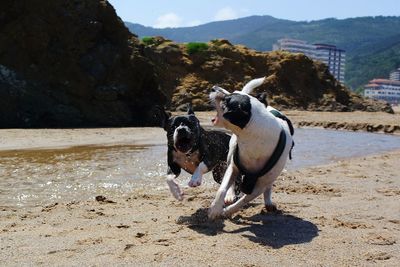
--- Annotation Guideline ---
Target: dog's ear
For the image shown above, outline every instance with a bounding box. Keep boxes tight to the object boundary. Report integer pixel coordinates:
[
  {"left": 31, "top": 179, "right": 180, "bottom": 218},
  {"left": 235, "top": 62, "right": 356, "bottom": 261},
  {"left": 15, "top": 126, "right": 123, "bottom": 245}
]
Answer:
[
  {"left": 154, "top": 105, "right": 171, "bottom": 130},
  {"left": 256, "top": 92, "right": 268, "bottom": 107},
  {"left": 187, "top": 103, "right": 195, "bottom": 115}
]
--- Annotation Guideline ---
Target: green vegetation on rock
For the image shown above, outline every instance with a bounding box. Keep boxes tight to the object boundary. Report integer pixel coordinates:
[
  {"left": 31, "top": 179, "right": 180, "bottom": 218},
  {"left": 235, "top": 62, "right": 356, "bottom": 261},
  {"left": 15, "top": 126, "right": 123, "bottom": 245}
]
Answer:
[
  {"left": 141, "top": 36, "right": 156, "bottom": 46},
  {"left": 186, "top": 42, "right": 209, "bottom": 54}
]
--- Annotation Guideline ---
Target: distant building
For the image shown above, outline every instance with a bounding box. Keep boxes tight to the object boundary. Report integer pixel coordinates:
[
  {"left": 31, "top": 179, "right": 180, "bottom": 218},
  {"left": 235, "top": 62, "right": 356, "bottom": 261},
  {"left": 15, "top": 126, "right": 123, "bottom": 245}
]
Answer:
[
  {"left": 272, "top": 38, "right": 346, "bottom": 84},
  {"left": 364, "top": 79, "right": 400, "bottom": 104},
  {"left": 389, "top": 68, "right": 400, "bottom": 81},
  {"left": 314, "top": 43, "right": 346, "bottom": 84},
  {"left": 272, "top": 38, "right": 318, "bottom": 58}
]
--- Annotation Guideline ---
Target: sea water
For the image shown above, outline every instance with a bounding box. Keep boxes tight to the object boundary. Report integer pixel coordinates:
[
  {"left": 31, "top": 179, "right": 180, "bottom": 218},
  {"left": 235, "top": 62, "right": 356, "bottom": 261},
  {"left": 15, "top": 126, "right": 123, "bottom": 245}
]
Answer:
[{"left": 1, "top": 129, "right": 400, "bottom": 207}]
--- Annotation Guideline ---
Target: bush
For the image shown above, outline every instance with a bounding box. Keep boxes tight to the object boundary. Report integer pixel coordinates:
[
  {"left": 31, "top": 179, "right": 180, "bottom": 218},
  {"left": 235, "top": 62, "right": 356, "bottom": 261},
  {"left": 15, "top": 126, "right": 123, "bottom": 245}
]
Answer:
[
  {"left": 186, "top": 42, "right": 209, "bottom": 54},
  {"left": 141, "top": 36, "right": 156, "bottom": 46}
]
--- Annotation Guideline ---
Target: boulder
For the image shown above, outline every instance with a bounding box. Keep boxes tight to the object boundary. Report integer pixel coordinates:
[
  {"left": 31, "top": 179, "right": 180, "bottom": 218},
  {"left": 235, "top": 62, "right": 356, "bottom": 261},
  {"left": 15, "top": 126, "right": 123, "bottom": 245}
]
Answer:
[{"left": 0, "top": 0, "right": 165, "bottom": 127}]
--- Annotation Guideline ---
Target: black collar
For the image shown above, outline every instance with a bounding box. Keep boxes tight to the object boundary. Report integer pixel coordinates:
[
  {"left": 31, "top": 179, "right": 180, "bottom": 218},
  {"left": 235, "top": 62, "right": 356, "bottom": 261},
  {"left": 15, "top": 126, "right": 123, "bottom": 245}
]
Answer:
[{"left": 233, "top": 128, "right": 287, "bottom": 194}]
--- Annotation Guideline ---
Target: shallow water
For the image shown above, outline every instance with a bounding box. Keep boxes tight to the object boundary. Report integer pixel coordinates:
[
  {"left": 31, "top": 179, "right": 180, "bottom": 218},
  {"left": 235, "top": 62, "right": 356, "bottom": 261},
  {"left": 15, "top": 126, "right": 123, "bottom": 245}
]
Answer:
[
  {"left": 1, "top": 129, "right": 400, "bottom": 208},
  {"left": 287, "top": 128, "right": 400, "bottom": 169}
]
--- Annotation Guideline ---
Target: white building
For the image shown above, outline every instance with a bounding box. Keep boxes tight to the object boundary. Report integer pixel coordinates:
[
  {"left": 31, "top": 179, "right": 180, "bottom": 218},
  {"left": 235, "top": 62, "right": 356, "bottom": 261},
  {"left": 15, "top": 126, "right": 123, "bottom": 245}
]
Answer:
[
  {"left": 314, "top": 43, "right": 346, "bottom": 84},
  {"left": 272, "top": 39, "right": 319, "bottom": 58},
  {"left": 389, "top": 68, "right": 400, "bottom": 81},
  {"left": 364, "top": 79, "right": 400, "bottom": 105},
  {"left": 273, "top": 38, "right": 346, "bottom": 84}
]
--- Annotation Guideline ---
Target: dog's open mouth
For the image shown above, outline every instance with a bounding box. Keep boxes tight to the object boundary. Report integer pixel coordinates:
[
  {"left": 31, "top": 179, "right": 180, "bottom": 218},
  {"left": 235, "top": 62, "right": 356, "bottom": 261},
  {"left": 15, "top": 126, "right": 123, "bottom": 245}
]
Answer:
[
  {"left": 209, "top": 92, "right": 224, "bottom": 126},
  {"left": 175, "top": 137, "right": 193, "bottom": 153}
]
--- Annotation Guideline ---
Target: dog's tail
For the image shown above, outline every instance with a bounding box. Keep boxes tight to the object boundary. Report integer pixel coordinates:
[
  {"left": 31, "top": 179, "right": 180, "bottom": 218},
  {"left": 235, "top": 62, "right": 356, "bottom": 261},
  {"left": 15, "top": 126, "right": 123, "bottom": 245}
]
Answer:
[{"left": 242, "top": 77, "right": 266, "bottom": 94}]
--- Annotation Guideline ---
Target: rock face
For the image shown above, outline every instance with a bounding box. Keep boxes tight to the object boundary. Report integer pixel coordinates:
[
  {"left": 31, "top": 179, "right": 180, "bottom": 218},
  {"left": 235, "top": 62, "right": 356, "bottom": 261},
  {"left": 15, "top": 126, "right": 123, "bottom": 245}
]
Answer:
[
  {"left": 0, "top": 0, "right": 165, "bottom": 127},
  {"left": 143, "top": 38, "right": 393, "bottom": 113}
]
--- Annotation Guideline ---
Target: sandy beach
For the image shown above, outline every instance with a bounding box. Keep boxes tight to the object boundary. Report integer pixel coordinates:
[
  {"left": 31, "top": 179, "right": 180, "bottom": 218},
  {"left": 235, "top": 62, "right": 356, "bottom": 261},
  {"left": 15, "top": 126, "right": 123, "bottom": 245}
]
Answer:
[{"left": 1, "top": 110, "right": 400, "bottom": 266}]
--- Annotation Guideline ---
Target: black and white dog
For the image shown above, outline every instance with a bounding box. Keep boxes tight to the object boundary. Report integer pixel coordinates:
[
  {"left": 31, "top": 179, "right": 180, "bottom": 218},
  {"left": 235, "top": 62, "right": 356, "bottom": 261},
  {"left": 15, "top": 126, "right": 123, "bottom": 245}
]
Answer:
[
  {"left": 158, "top": 105, "right": 239, "bottom": 201},
  {"left": 208, "top": 77, "right": 294, "bottom": 219}
]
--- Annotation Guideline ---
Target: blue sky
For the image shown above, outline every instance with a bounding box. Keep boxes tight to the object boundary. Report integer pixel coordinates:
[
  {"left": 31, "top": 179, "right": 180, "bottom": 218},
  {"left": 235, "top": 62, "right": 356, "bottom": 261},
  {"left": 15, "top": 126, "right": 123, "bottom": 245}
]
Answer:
[{"left": 107, "top": 0, "right": 399, "bottom": 28}]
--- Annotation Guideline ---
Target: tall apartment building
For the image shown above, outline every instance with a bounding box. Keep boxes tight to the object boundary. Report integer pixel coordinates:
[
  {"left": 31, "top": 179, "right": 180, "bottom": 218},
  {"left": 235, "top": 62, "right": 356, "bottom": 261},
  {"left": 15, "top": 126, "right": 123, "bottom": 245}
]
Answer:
[
  {"left": 273, "top": 38, "right": 346, "bottom": 83},
  {"left": 389, "top": 68, "right": 400, "bottom": 81}
]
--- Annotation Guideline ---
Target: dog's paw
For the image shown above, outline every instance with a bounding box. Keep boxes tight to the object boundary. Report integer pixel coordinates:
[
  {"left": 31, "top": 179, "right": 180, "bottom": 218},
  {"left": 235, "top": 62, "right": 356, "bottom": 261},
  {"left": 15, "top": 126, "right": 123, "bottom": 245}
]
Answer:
[
  {"left": 208, "top": 201, "right": 224, "bottom": 220},
  {"left": 188, "top": 174, "right": 202, "bottom": 187},
  {"left": 166, "top": 176, "right": 183, "bottom": 201},
  {"left": 224, "top": 186, "right": 236, "bottom": 205},
  {"left": 264, "top": 203, "right": 278, "bottom": 212}
]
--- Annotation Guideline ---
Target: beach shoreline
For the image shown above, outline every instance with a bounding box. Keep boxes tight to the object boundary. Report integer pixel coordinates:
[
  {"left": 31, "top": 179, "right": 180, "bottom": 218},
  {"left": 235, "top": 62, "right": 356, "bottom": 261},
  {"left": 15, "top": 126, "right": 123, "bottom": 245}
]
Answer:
[{"left": 1, "top": 110, "right": 399, "bottom": 152}]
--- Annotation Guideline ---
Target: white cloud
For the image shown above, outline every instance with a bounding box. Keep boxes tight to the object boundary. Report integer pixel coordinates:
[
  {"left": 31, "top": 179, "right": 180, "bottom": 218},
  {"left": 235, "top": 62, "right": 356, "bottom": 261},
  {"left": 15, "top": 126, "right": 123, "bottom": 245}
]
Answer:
[
  {"left": 214, "top": 7, "right": 238, "bottom": 21},
  {"left": 154, "top": 13, "right": 182, "bottom": 28}
]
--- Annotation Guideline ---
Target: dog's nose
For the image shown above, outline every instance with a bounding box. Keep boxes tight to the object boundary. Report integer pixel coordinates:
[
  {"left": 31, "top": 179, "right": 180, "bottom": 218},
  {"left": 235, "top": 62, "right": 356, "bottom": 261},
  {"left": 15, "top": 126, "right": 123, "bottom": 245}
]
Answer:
[{"left": 211, "top": 86, "right": 218, "bottom": 92}]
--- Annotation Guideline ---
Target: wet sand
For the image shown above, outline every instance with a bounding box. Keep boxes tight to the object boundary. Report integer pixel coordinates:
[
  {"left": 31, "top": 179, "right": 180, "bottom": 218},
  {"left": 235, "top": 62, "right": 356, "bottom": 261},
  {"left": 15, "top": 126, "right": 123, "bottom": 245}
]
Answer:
[
  {"left": 0, "top": 128, "right": 165, "bottom": 151},
  {"left": 1, "top": 111, "right": 400, "bottom": 266}
]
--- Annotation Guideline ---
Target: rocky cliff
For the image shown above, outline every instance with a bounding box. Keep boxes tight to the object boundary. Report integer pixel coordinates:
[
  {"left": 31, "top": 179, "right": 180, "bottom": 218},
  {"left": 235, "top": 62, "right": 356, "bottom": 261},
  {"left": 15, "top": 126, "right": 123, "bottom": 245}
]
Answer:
[
  {"left": 143, "top": 38, "right": 392, "bottom": 113},
  {"left": 0, "top": 0, "right": 165, "bottom": 127}
]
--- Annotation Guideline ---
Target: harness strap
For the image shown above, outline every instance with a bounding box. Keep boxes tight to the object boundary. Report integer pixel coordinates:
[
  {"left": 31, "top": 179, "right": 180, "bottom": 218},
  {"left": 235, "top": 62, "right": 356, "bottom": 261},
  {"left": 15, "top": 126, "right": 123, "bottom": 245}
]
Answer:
[
  {"left": 269, "top": 109, "right": 295, "bottom": 160},
  {"left": 269, "top": 110, "right": 294, "bottom": 135},
  {"left": 233, "top": 128, "right": 287, "bottom": 194}
]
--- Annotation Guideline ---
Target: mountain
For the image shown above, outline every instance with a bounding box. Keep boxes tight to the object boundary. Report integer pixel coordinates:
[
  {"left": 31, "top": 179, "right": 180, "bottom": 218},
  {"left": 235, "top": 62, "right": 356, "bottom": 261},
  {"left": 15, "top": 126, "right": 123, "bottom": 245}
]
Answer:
[
  {"left": 126, "top": 16, "right": 400, "bottom": 89},
  {"left": 127, "top": 16, "right": 295, "bottom": 45},
  {"left": 346, "top": 34, "right": 400, "bottom": 89}
]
